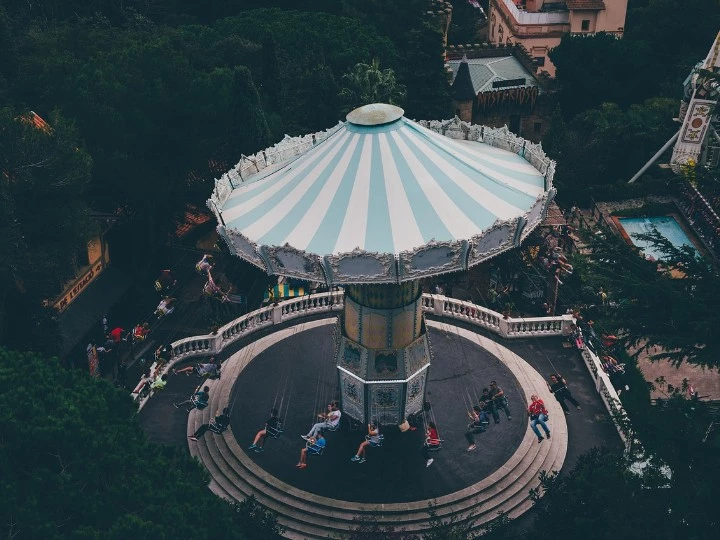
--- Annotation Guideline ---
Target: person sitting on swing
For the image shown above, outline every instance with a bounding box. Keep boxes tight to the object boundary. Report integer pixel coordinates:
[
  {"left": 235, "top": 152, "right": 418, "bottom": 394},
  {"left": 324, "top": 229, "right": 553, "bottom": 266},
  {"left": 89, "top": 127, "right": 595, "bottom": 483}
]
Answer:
[
  {"left": 465, "top": 405, "right": 488, "bottom": 452},
  {"left": 196, "top": 254, "right": 214, "bottom": 275},
  {"left": 155, "top": 269, "right": 176, "bottom": 292},
  {"left": 423, "top": 421, "right": 440, "bottom": 468},
  {"left": 489, "top": 381, "right": 512, "bottom": 423},
  {"left": 189, "top": 407, "right": 231, "bottom": 441},
  {"left": 351, "top": 423, "right": 380, "bottom": 464},
  {"left": 173, "top": 357, "right": 220, "bottom": 378},
  {"left": 133, "top": 322, "right": 150, "bottom": 341},
  {"left": 173, "top": 385, "right": 210, "bottom": 412},
  {"left": 302, "top": 401, "right": 341, "bottom": 440},
  {"left": 204, "top": 272, "right": 229, "bottom": 302},
  {"left": 296, "top": 432, "right": 326, "bottom": 469},
  {"left": 155, "top": 297, "right": 177, "bottom": 318},
  {"left": 248, "top": 408, "right": 281, "bottom": 453}
]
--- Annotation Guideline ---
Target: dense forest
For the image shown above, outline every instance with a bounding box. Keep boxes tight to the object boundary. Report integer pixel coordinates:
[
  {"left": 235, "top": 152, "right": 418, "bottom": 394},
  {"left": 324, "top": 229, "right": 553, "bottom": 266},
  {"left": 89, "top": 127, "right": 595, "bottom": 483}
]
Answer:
[{"left": 0, "top": 0, "right": 451, "bottom": 351}]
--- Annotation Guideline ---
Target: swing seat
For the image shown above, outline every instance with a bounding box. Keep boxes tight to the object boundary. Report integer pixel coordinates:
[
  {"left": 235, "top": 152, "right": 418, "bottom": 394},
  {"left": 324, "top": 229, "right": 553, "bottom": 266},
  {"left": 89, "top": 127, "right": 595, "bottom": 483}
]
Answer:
[
  {"left": 307, "top": 442, "right": 325, "bottom": 456},
  {"left": 191, "top": 396, "right": 209, "bottom": 410},
  {"left": 209, "top": 420, "right": 229, "bottom": 434},
  {"left": 197, "top": 369, "right": 221, "bottom": 380},
  {"left": 425, "top": 438, "right": 444, "bottom": 451},
  {"left": 366, "top": 434, "right": 384, "bottom": 447},
  {"left": 266, "top": 423, "right": 284, "bottom": 439}
]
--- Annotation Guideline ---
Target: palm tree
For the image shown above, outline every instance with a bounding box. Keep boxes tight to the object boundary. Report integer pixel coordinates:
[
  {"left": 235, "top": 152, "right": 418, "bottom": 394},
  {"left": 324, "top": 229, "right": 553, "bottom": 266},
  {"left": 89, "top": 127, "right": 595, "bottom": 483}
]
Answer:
[{"left": 339, "top": 59, "right": 407, "bottom": 113}]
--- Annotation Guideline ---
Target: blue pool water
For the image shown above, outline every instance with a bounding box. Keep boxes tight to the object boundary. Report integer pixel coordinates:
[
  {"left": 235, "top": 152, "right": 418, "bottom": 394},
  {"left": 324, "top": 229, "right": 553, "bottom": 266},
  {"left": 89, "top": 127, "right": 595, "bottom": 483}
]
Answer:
[{"left": 617, "top": 216, "right": 698, "bottom": 260}]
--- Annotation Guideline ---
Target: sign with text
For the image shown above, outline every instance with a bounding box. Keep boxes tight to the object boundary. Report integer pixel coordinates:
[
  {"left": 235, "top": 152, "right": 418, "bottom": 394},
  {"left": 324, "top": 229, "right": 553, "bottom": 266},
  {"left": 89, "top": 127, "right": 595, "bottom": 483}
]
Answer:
[
  {"left": 54, "top": 261, "right": 105, "bottom": 312},
  {"left": 477, "top": 85, "right": 539, "bottom": 111}
]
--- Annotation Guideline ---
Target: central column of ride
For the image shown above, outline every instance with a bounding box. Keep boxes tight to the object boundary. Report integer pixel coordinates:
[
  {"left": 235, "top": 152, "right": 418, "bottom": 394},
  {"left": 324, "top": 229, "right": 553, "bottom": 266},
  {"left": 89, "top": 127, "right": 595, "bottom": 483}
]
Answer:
[{"left": 336, "top": 281, "right": 431, "bottom": 425}]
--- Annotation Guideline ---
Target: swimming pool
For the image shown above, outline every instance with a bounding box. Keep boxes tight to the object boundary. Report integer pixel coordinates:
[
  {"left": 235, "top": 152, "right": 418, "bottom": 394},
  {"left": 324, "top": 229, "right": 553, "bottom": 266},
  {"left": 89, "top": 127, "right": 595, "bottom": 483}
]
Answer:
[{"left": 617, "top": 216, "right": 698, "bottom": 260}]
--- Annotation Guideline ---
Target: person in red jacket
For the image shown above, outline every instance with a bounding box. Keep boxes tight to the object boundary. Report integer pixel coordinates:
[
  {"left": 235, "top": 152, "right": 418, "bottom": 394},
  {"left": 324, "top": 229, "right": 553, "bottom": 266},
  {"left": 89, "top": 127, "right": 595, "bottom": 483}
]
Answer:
[
  {"left": 527, "top": 395, "right": 551, "bottom": 443},
  {"left": 109, "top": 327, "right": 125, "bottom": 344}
]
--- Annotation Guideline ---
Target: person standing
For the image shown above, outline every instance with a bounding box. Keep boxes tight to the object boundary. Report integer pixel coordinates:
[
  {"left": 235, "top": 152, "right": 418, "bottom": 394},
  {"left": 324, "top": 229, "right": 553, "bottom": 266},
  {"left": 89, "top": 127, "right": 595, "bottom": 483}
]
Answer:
[
  {"left": 488, "top": 381, "right": 512, "bottom": 424},
  {"left": 548, "top": 374, "right": 581, "bottom": 414},
  {"left": 527, "top": 395, "right": 551, "bottom": 443}
]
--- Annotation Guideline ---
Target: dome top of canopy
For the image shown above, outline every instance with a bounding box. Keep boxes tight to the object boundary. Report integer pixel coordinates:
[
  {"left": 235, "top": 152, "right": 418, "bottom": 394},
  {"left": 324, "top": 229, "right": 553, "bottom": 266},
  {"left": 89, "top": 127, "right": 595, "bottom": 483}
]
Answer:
[
  {"left": 346, "top": 103, "right": 404, "bottom": 126},
  {"left": 209, "top": 104, "right": 556, "bottom": 285}
]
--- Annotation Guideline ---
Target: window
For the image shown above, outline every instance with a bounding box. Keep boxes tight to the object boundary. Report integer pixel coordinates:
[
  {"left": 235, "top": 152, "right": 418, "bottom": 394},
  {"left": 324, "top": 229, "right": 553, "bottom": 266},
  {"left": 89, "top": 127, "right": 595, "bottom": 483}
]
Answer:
[
  {"left": 533, "top": 56, "right": 546, "bottom": 67},
  {"left": 534, "top": 122, "right": 542, "bottom": 133},
  {"left": 581, "top": 19, "right": 590, "bottom": 31}
]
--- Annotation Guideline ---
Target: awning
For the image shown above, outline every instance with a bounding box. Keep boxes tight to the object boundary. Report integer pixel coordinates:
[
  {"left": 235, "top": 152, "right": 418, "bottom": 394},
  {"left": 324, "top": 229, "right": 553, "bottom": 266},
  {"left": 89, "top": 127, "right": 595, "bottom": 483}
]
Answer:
[{"left": 264, "top": 283, "right": 306, "bottom": 301}]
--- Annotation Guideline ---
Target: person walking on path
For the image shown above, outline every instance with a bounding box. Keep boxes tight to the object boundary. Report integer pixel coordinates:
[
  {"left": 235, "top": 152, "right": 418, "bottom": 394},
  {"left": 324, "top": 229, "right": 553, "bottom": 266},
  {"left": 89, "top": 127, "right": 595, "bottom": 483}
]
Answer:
[
  {"left": 527, "top": 395, "right": 551, "bottom": 443},
  {"left": 548, "top": 374, "right": 581, "bottom": 414},
  {"left": 489, "top": 381, "right": 512, "bottom": 424}
]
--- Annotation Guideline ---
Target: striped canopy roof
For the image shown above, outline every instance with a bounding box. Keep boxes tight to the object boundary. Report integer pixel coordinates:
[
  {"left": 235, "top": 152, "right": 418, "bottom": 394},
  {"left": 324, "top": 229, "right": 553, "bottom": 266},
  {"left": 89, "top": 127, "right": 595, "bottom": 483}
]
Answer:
[{"left": 212, "top": 104, "right": 554, "bottom": 284}]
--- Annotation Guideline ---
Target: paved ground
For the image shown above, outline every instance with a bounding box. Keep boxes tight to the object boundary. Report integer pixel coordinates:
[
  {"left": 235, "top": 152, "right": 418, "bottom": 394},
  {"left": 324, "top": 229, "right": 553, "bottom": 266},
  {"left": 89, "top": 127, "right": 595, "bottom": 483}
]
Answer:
[{"left": 139, "top": 314, "right": 622, "bottom": 506}]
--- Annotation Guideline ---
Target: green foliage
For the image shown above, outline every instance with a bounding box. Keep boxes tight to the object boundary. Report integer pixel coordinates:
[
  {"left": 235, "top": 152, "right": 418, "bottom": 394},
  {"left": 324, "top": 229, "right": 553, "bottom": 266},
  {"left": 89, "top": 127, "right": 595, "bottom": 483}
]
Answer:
[
  {"left": 0, "top": 107, "right": 94, "bottom": 350},
  {"left": 584, "top": 227, "right": 720, "bottom": 368},
  {"left": 544, "top": 99, "right": 678, "bottom": 205},
  {"left": 0, "top": 347, "right": 282, "bottom": 539},
  {"left": 339, "top": 59, "right": 406, "bottom": 113},
  {"left": 529, "top": 448, "right": 673, "bottom": 539},
  {"left": 446, "top": 0, "right": 483, "bottom": 45}
]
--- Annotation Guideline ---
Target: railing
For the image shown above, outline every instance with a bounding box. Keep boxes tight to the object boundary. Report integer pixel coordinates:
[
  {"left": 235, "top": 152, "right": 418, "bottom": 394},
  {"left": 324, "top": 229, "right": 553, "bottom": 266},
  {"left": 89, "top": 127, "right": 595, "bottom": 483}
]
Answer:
[
  {"left": 134, "top": 292, "right": 635, "bottom": 452},
  {"left": 421, "top": 294, "right": 573, "bottom": 338},
  {"left": 578, "top": 344, "right": 635, "bottom": 453},
  {"left": 416, "top": 119, "right": 556, "bottom": 186},
  {"left": 499, "top": 0, "right": 570, "bottom": 25}
]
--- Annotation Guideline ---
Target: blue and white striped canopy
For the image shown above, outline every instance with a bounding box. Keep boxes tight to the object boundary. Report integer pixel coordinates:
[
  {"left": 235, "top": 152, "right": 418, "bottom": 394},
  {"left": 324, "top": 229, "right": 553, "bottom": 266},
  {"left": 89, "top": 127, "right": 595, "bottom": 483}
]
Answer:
[{"left": 213, "top": 104, "right": 552, "bottom": 283}]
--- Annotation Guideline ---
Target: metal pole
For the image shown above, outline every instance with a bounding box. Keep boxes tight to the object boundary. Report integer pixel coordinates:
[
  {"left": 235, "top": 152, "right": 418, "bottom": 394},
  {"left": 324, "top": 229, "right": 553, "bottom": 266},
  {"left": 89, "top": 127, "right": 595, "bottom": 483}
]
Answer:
[{"left": 628, "top": 131, "right": 680, "bottom": 184}]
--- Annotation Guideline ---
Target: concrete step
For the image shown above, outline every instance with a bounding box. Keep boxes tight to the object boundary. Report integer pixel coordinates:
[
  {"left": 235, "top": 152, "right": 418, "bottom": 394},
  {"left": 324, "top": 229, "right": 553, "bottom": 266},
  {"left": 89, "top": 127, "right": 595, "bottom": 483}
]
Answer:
[{"left": 184, "top": 320, "right": 569, "bottom": 538}]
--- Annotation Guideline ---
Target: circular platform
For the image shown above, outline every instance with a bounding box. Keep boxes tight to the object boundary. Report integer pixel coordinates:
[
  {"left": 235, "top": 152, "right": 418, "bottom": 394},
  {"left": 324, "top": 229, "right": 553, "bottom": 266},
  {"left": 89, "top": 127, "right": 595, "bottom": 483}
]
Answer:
[{"left": 187, "top": 318, "right": 567, "bottom": 538}]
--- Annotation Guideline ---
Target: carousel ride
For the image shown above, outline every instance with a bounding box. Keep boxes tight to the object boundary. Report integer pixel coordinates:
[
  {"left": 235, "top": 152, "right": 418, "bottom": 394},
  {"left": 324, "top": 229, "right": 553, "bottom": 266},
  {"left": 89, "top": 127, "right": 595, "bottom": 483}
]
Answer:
[
  {"left": 199, "top": 103, "right": 567, "bottom": 536},
  {"left": 209, "top": 103, "right": 556, "bottom": 425}
]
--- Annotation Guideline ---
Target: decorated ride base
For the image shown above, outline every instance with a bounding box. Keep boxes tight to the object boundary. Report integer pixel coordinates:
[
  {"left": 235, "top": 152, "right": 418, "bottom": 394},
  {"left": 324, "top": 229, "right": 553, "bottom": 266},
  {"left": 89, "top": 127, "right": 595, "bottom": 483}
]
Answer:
[{"left": 187, "top": 318, "right": 567, "bottom": 538}]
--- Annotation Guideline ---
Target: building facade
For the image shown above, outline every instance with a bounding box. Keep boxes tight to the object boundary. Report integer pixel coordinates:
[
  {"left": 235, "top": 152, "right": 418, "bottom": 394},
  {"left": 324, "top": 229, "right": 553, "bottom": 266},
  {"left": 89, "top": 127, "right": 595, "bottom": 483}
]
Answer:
[
  {"left": 488, "top": 0, "right": 628, "bottom": 77},
  {"left": 447, "top": 46, "right": 555, "bottom": 142}
]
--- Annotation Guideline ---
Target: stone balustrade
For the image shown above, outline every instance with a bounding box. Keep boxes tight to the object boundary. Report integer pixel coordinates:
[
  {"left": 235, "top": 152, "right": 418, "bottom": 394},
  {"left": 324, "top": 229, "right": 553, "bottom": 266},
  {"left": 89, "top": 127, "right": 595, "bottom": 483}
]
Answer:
[
  {"left": 579, "top": 345, "right": 634, "bottom": 451},
  {"left": 134, "top": 292, "right": 631, "bottom": 452}
]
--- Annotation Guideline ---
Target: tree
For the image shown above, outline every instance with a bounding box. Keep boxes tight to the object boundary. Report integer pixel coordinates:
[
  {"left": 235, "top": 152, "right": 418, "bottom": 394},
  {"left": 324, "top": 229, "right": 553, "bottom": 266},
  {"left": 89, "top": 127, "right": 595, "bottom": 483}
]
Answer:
[
  {"left": 228, "top": 66, "right": 273, "bottom": 156},
  {"left": 528, "top": 448, "right": 673, "bottom": 540},
  {"left": 0, "top": 347, "right": 282, "bottom": 539},
  {"left": 545, "top": 98, "right": 677, "bottom": 205},
  {"left": 339, "top": 59, "right": 406, "bottom": 113},
  {"left": 584, "top": 226, "right": 720, "bottom": 368},
  {"left": 0, "top": 107, "right": 93, "bottom": 351}
]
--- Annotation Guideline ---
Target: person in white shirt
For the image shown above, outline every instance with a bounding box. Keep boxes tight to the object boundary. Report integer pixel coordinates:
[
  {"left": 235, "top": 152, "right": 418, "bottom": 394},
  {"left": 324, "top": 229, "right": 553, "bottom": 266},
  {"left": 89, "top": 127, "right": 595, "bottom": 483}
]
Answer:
[{"left": 302, "top": 402, "right": 341, "bottom": 440}]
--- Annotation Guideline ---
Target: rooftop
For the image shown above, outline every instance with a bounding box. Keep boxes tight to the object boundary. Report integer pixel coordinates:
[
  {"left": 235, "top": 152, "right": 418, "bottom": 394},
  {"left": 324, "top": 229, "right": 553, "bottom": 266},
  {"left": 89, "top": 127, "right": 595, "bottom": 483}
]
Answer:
[{"left": 447, "top": 56, "right": 540, "bottom": 94}]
